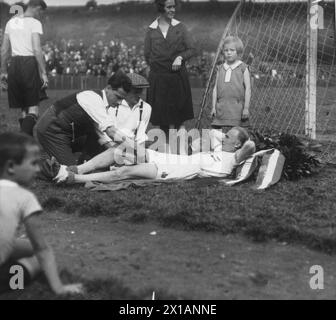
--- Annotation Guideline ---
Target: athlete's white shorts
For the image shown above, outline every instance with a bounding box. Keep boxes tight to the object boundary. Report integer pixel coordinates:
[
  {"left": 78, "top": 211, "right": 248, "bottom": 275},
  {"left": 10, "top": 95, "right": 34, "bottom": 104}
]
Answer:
[
  {"left": 146, "top": 150, "right": 237, "bottom": 180},
  {"left": 146, "top": 150, "right": 201, "bottom": 180}
]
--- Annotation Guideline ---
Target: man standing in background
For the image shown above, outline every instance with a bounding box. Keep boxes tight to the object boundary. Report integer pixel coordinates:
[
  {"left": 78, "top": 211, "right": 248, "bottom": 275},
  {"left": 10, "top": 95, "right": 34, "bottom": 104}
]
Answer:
[{"left": 0, "top": 0, "right": 48, "bottom": 136}]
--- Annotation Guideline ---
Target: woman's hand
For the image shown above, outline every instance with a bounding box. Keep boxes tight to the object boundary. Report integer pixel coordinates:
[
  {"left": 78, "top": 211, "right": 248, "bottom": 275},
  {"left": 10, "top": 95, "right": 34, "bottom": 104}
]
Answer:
[
  {"left": 0, "top": 73, "right": 8, "bottom": 90},
  {"left": 145, "top": 66, "right": 150, "bottom": 78},
  {"left": 41, "top": 73, "right": 49, "bottom": 89},
  {"left": 172, "top": 56, "right": 183, "bottom": 71}
]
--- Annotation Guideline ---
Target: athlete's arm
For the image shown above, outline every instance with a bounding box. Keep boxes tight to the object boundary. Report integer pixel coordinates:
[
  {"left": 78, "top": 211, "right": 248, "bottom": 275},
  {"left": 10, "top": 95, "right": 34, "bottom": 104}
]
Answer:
[{"left": 235, "top": 140, "right": 256, "bottom": 164}]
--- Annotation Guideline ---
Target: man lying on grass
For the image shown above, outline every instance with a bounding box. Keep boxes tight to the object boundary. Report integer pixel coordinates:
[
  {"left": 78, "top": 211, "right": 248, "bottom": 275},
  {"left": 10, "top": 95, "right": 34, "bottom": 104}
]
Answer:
[{"left": 53, "top": 126, "right": 255, "bottom": 184}]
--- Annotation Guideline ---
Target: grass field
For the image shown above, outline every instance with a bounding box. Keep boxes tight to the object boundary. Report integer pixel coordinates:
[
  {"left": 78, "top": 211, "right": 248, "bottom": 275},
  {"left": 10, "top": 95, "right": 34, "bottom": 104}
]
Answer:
[{"left": 1, "top": 89, "right": 336, "bottom": 299}]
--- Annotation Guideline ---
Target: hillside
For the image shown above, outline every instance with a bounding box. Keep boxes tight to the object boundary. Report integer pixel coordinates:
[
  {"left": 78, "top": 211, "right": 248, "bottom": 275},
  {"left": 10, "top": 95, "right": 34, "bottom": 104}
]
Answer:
[
  {"left": 42, "top": 2, "right": 238, "bottom": 50},
  {"left": 1, "top": 2, "right": 237, "bottom": 50},
  {"left": 1, "top": 2, "right": 334, "bottom": 59}
]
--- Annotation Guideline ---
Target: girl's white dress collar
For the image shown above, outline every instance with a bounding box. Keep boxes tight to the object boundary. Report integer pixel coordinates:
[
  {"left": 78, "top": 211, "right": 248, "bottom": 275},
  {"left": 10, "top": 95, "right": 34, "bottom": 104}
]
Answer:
[{"left": 223, "top": 60, "right": 242, "bottom": 82}]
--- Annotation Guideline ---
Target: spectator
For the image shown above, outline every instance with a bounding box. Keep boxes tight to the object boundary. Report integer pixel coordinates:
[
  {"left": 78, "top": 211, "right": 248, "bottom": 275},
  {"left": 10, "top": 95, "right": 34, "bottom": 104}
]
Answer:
[
  {"left": 1, "top": 0, "right": 49, "bottom": 136},
  {"left": 41, "top": 37, "right": 211, "bottom": 80},
  {"left": 144, "top": 0, "right": 196, "bottom": 138}
]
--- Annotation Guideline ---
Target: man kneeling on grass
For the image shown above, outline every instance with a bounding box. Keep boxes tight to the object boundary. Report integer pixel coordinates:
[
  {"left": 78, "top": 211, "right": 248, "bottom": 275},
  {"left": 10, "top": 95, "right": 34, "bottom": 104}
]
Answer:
[
  {"left": 0, "top": 132, "right": 83, "bottom": 295},
  {"left": 53, "top": 127, "right": 255, "bottom": 184}
]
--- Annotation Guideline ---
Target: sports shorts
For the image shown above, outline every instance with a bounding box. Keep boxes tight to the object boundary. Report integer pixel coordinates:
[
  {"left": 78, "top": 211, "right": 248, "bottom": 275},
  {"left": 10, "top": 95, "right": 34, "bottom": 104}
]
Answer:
[
  {"left": 7, "top": 56, "right": 46, "bottom": 110},
  {"left": 146, "top": 149, "right": 201, "bottom": 180},
  {"left": 146, "top": 150, "right": 237, "bottom": 179}
]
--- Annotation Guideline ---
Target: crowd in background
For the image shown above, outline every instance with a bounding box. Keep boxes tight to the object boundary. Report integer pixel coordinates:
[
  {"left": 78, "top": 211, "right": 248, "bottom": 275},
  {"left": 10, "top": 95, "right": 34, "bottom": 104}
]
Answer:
[
  {"left": 42, "top": 38, "right": 213, "bottom": 80},
  {"left": 0, "top": 35, "right": 316, "bottom": 87}
]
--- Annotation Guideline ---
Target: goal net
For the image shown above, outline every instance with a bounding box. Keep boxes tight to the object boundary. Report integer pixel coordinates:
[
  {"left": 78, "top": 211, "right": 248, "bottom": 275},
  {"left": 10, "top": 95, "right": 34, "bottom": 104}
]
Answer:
[{"left": 196, "top": 0, "right": 336, "bottom": 162}]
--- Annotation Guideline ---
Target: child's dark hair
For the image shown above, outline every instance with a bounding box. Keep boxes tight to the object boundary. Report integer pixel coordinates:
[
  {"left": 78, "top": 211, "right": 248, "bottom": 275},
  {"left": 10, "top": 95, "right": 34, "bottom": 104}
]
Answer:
[{"left": 0, "top": 132, "right": 37, "bottom": 172}]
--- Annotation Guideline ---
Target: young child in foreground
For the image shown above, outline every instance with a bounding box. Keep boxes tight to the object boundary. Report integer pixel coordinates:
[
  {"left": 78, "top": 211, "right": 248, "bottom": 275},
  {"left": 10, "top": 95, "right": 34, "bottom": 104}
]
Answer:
[
  {"left": 210, "top": 36, "right": 251, "bottom": 151},
  {"left": 0, "top": 132, "right": 83, "bottom": 295}
]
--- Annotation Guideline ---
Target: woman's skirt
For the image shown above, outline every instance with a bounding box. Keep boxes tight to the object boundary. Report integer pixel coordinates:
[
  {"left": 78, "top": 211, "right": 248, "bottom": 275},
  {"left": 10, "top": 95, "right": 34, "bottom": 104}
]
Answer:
[{"left": 147, "top": 67, "right": 194, "bottom": 126}]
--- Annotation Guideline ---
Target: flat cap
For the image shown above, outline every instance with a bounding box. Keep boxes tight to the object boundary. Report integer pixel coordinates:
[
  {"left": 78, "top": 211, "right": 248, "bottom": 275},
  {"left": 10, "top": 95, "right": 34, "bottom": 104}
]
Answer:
[{"left": 127, "top": 73, "right": 149, "bottom": 89}]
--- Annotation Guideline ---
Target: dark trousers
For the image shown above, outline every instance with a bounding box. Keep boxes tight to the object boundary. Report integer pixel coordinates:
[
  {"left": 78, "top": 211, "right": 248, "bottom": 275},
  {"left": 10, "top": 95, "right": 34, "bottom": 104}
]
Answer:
[{"left": 35, "top": 106, "right": 103, "bottom": 166}]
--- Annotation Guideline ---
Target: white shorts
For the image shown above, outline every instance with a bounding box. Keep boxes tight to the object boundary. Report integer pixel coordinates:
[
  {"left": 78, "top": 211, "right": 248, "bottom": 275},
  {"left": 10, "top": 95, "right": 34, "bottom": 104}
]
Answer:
[
  {"left": 146, "top": 150, "right": 237, "bottom": 180},
  {"left": 146, "top": 150, "right": 201, "bottom": 180}
]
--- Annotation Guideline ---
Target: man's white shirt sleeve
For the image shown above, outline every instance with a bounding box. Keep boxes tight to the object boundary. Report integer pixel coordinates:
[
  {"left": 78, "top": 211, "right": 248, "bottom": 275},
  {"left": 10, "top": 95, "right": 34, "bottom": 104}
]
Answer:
[{"left": 76, "top": 91, "right": 114, "bottom": 132}]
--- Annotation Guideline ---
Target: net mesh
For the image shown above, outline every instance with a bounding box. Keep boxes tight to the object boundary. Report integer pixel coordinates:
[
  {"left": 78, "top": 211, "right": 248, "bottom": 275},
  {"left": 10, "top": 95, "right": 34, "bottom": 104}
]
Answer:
[{"left": 196, "top": 0, "right": 336, "bottom": 162}]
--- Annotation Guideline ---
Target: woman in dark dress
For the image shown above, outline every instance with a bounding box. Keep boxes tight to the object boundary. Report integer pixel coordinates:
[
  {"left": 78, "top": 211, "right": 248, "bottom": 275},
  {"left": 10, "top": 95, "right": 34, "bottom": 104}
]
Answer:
[{"left": 144, "top": 0, "right": 196, "bottom": 138}]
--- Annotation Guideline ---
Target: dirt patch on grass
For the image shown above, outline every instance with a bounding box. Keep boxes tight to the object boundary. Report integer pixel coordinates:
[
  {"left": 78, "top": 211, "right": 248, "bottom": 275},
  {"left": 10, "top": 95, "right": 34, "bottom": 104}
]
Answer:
[{"left": 1, "top": 213, "right": 336, "bottom": 300}]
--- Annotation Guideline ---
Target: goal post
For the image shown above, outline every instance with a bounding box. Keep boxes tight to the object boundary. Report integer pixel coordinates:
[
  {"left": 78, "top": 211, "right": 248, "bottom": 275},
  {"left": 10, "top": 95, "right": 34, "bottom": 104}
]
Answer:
[{"left": 306, "top": 0, "right": 318, "bottom": 139}]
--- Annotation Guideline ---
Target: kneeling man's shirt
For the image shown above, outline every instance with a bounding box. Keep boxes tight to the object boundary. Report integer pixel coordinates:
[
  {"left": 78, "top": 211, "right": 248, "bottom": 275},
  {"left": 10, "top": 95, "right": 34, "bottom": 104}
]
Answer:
[
  {"left": 76, "top": 90, "right": 115, "bottom": 142},
  {"left": 77, "top": 92, "right": 151, "bottom": 145},
  {"left": 109, "top": 99, "right": 151, "bottom": 145}
]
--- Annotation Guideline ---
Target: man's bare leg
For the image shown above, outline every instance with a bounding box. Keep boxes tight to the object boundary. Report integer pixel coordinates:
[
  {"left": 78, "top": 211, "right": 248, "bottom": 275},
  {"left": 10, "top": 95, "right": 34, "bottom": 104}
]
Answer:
[
  {"left": 76, "top": 148, "right": 116, "bottom": 174},
  {"left": 72, "top": 162, "right": 158, "bottom": 184}
]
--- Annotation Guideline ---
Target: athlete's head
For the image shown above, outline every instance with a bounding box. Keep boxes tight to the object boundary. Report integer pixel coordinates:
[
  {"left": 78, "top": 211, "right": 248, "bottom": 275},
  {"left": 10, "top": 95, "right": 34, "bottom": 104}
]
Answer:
[
  {"left": 27, "top": 0, "right": 47, "bottom": 19},
  {"left": 221, "top": 127, "right": 249, "bottom": 152},
  {"left": 28, "top": 0, "right": 47, "bottom": 10}
]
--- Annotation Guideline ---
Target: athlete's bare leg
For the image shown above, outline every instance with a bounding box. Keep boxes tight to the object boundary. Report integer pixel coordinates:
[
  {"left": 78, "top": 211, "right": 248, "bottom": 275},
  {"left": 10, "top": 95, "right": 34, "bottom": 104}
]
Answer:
[
  {"left": 76, "top": 148, "right": 116, "bottom": 174},
  {"left": 72, "top": 162, "right": 158, "bottom": 184}
]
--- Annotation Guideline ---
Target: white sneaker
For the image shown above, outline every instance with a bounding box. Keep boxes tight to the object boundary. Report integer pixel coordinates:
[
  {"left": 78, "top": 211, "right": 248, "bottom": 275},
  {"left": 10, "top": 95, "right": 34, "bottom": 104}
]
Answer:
[{"left": 53, "top": 165, "right": 69, "bottom": 183}]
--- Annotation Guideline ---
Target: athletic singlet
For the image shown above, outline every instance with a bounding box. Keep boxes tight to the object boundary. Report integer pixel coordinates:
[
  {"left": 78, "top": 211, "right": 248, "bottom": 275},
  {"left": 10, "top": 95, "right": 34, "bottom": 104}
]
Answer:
[{"left": 199, "top": 151, "right": 237, "bottom": 177}]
